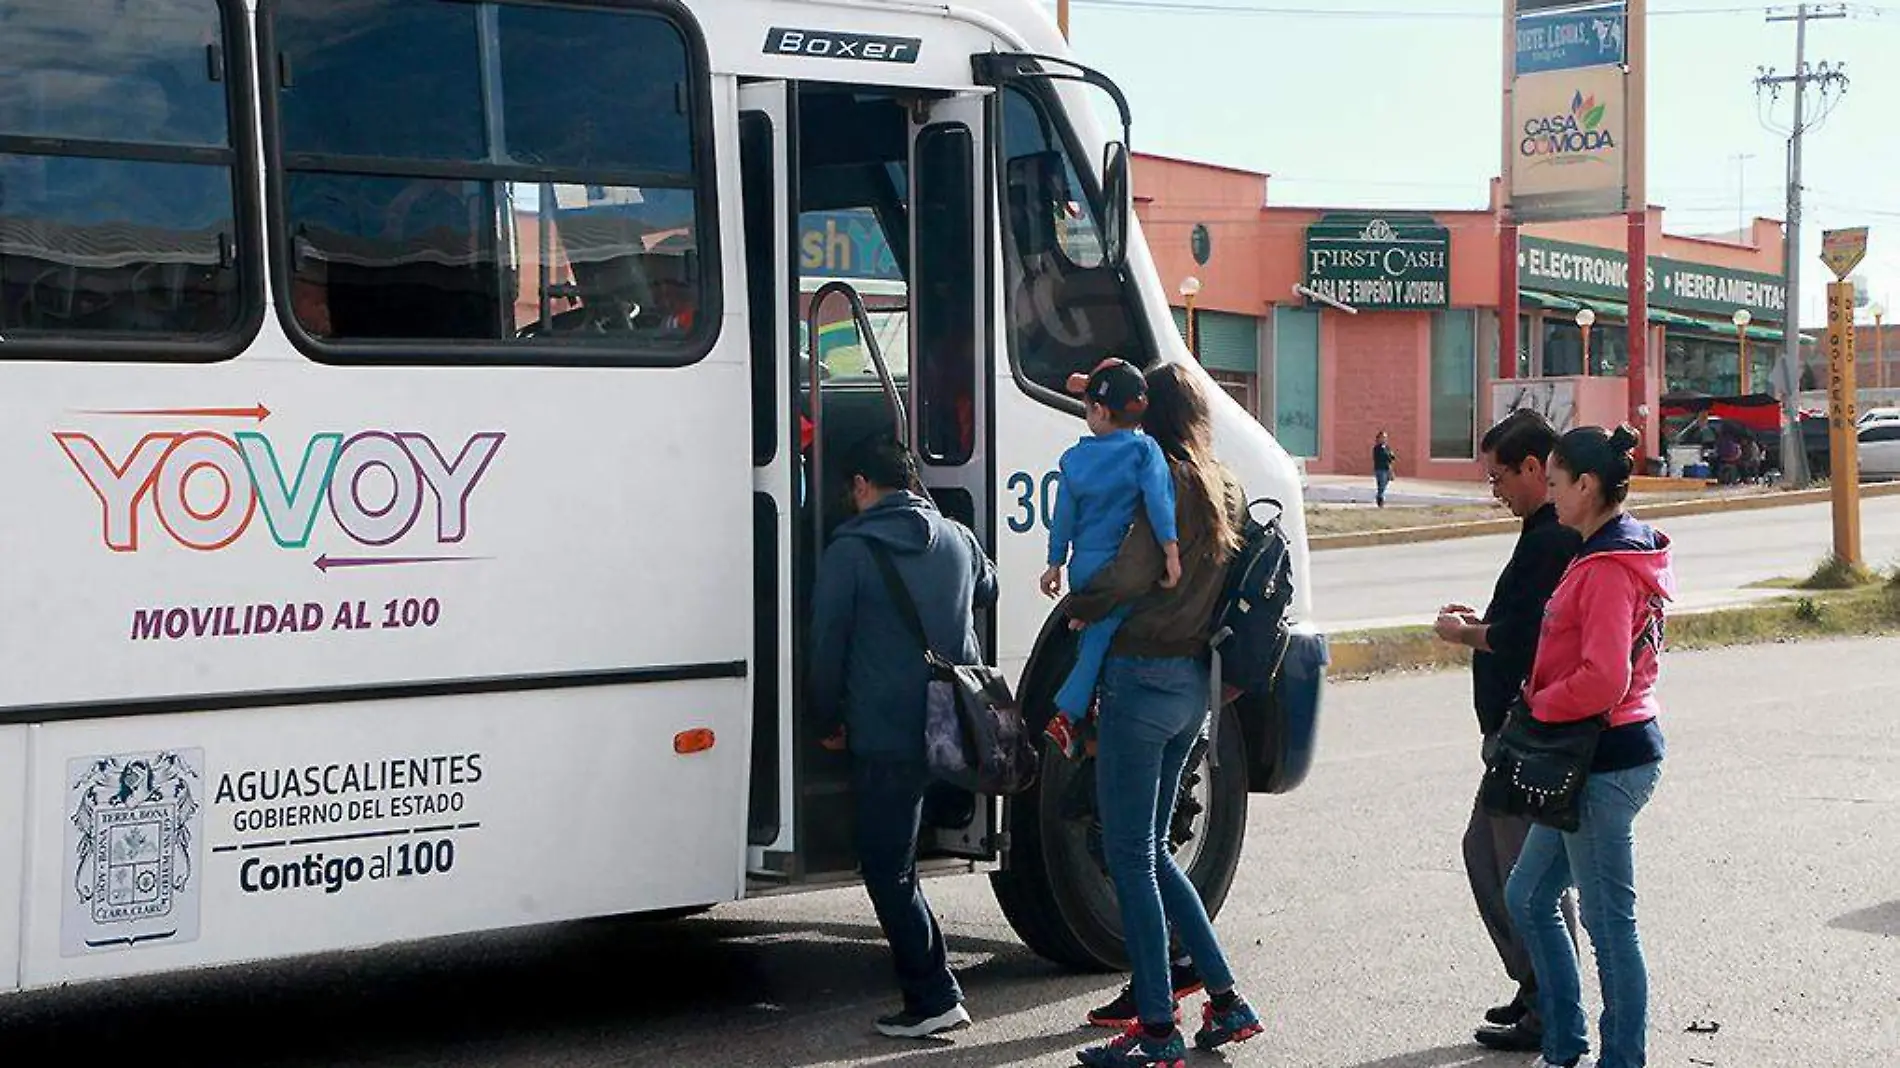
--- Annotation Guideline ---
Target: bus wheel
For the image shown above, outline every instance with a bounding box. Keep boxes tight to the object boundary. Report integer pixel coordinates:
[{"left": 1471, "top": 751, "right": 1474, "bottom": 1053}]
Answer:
[{"left": 991, "top": 699, "right": 1249, "bottom": 972}]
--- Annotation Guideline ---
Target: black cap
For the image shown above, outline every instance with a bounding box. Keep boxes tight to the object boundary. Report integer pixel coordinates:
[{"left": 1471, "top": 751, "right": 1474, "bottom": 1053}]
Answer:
[{"left": 1066, "top": 358, "right": 1148, "bottom": 416}]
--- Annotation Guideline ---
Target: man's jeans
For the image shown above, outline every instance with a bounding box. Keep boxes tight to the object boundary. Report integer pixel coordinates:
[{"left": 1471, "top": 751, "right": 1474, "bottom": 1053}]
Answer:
[
  {"left": 1506, "top": 761, "right": 1664, "bottom": 1068},
  {"left": 853, "top": 757, "right": 962, "bottom": 1015},
  {"left": 1096, "top": 657, "right": 1238, "bottom": 1026},
  {"left": 1465, "top": 741, "right": 1579, "bottom": 1022}
]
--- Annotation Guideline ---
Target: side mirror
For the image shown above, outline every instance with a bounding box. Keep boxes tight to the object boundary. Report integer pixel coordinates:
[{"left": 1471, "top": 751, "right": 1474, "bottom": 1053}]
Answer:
[{"left": 1101, "top": 141, "right": 1131, "bottom": 271}]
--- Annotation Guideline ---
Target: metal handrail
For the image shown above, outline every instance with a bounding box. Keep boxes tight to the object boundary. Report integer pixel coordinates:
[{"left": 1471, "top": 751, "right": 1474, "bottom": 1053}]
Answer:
[{"left": 805, "top": 280, "right": 913, "bottom": 553}]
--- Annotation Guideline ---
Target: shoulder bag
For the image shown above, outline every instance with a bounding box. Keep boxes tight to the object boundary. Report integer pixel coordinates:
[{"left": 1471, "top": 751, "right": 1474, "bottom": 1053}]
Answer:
[{"left": 866, "top": 543, "right": 1038, "bottom": 797}]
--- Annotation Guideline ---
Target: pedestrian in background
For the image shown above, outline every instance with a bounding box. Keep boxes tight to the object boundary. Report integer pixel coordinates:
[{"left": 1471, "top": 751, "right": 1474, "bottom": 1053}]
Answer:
[
  {"left": 1432, "top": 409, "right": 1581, "bottom": 1053},
  {"left": 1372, "top": 430, "right": 1397, "bottom": 508},
  {"left": 1505, "top": 424, "right": 1675, "bottom": 1068}
]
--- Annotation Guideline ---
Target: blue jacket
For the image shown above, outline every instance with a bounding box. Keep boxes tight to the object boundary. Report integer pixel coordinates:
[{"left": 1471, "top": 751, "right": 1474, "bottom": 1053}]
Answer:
[
  {"left": 809, "top": 492, "right": 998, "bottom": 759},
  {"left": 1048, "top": 430, "right": 1178, "bottom": 570}
]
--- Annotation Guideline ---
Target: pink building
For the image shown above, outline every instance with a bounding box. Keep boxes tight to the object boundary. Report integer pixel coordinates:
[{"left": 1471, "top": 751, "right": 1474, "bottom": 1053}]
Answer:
[{"left": 1135, "top": 154, "right": 1789, "bottom": 480}]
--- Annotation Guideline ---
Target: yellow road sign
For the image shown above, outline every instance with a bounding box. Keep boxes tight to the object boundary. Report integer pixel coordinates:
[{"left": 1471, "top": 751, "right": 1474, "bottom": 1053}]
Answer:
[{"left": 1820, "top": 227, "right": 1868, "bottom": 281}]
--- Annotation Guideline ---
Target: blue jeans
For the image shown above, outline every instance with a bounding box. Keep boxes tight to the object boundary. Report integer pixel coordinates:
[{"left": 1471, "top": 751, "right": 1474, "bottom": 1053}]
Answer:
[
  {"left": 1506, "top": 761, "right": 1664, "bottom": 1068},
  {"left": 1375, "top": 469, "right": 1392, "bottom": 507},
  {"left": 1056, "top": 544, "right": 1126, "bottom": 720},
  {"left": 853, "top": 758, "right": 962, "bottom": 1014},
  {"left": 1096, "top": 656, "right": 1238, "bottom": 1026}
]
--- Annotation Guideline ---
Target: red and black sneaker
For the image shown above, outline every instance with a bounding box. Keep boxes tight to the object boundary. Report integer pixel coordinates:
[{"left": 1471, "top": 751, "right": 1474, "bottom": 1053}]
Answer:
[
  {"left": 1044, "top": 714, "right": 1085, "bottom": 761},
  {"left": 1193, "top": 995, "right": 1265, "bottom": 1051}
]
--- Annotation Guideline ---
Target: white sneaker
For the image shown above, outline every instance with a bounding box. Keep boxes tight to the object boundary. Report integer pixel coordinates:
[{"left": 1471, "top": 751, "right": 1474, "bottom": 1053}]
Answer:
[
  {"left": 875, "top": 1003, "right": 972, "bottom": 1039},
  {"left": 1530, "top": 1057, "right": 1594, "bottom": 1068}
]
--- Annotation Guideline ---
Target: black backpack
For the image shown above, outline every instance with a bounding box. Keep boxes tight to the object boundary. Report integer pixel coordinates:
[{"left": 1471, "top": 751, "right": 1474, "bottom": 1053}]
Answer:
[{"left": 1211, "top": 498, "right": 1296, "bottom": 697}]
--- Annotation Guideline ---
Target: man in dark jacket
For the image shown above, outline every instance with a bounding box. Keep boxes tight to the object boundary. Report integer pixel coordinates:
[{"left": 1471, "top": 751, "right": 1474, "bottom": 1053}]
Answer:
[
  {"left": 1432, "top": 409, "right": 1582, "bottom": 1052},
  {"left": 809, "top": 436, "right": 996, "bottom": 1040}
]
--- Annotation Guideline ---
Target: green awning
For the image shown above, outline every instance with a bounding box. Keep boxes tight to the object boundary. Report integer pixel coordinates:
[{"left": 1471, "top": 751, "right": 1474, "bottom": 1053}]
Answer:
[
  {"left": 1648, "top": 307, "right": 1704, "bottom": 328},
  {"left": 1519, "top": 289, "right": 1581, "bottom": 312},
  {"left": 1577, "top": 296, "right": 1629, "bottom": 321},
  {"left": 1746, "top": 324, "right": 1784, "bottom": 342}
]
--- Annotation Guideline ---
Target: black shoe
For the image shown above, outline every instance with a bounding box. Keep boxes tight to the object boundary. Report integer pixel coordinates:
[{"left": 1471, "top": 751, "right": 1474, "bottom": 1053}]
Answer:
[
  {"left": 1484, "top": 999, "right": 1529, "bottom": 1027},
  {"left": 1474, "top": 1019, "right": 1544, "bottom": 1053},
  {"left": 876, "top": 1003, "right": 972, "bottom": 1039},
  {"left": 1085, "top": 964, "right": 1202, "bottom": 1028}
]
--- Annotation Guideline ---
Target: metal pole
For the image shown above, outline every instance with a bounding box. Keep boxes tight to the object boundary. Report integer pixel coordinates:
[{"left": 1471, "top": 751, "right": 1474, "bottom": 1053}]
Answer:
[
  {"left": 1732, "top": 152, "right": 1755, "bottom": 238},
  {"left": 1627, "top": 0, "right": 1650, "bottom": 446},
  {"left": 1879, "top": 312, "right": 1887, "bottom": 389},
  {"left": 1782, "top": 7, "right": 1809, "bottom": 486},
  {"left": 1499, "top": 0, "right": 1520, "bottom": 382}
]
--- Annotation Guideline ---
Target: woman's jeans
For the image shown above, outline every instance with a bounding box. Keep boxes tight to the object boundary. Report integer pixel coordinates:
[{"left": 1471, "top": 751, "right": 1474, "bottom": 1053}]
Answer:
[
  {"left": 1096, "top": 656, "right": 1238, "bottom": 1026},
  {"left": 1506, "top": 761, "right": 1664, "bottom": 1068}
]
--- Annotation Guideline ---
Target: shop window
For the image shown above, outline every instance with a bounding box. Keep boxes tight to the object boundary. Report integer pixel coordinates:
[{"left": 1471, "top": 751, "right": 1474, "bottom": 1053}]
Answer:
[
  {"left": 1431, "top": 309, "right": 1477, "bottom": 460},
  {"left": 1273, "top": 307, "right": 1320, "bottom": 458},
  {"left": 1517, "top": 313, "right": 1534, "bottom": 379},
  {"left": 1663, "top": 333, "right": 1742, "bottom": 395}
]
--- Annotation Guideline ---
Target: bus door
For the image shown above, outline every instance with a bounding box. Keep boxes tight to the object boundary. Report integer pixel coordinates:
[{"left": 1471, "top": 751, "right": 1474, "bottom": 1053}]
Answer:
[
  {"left": 907, "top": 93, "right": 999, "bottom": 860},
  {"left": 744, "top": 80, "right": 912, "bottom": 885},
  {"left": 738, "top": 80, "right": 813, "bottom": 879}
]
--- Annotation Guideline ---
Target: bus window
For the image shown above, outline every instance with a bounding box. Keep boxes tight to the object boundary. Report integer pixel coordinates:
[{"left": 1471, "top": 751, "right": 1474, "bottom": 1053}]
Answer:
[
  {"left": 268, "top": 0, "right": 713, "bottom": 360},
  {"left": 997, "top": 85, "right": 1148, "bottom": 405},
  {"left": 912, "top": 124, "right": 976, "bottom": 466},
  {"left": 0, "top": 0, "right": 249, "bottom": 350}
]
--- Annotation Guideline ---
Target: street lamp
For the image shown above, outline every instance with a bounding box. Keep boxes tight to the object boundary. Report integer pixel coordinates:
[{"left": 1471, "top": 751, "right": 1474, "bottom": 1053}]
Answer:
[
  {"left": 1873, "top": 302, "right": 1887, "bottom": 390},
  {"left": 1575, "top": 306, "right": 1597, "bottom": 376},
  {"left": 1180, "top": 276, "right": 1203, "bottom": 358},
  {"left": 1733, "top": 308, "right": 1753, "bottom": 391}
]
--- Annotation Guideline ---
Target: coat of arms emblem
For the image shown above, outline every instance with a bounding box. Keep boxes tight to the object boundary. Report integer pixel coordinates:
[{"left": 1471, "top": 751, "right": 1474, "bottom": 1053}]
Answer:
[{"left": 62, "top": 749, "right": 205, "bottom": 955}]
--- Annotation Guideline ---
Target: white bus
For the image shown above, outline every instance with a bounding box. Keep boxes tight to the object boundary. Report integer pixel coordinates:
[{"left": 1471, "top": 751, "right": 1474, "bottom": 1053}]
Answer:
[{"left": 0, "top": 0, "right": 1325, "bottom": 993}]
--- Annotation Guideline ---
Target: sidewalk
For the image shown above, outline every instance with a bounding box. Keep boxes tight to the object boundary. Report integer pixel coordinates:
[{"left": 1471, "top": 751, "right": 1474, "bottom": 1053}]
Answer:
[{"left": 1304, "top": 474, "right": 1490, "bottom": 508}]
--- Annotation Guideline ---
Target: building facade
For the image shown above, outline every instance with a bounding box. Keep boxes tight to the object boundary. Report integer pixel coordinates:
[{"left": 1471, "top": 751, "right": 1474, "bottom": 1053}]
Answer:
[{"left": 1134, "top": 153, "right": 1791, "bottom": 481}]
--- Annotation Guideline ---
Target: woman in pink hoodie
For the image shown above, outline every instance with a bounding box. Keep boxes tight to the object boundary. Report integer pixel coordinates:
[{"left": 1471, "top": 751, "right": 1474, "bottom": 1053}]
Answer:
[{"left": 1505, "top": 425, "right": 1675, "bottom": 1068}]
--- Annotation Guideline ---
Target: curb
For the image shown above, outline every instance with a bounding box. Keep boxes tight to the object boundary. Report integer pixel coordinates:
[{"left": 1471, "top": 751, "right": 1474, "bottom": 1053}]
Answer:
[
  {"left": 1311, "top": 481, "right": 1900, "bottom": 552},
  {"left": 1327, "top": 585, "right": 1896, "bottom": 679}
]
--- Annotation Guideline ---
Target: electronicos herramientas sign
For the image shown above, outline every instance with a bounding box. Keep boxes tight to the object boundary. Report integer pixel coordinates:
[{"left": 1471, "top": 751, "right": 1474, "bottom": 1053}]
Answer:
[{"left": 1304, "top": 214, "right": 1452, "bottom": 311}]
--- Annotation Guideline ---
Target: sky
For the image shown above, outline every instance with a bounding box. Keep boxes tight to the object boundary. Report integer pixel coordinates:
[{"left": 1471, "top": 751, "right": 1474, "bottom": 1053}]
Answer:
[{"left": 1048, "top": 0, "right": 1898, "bottom": 329}]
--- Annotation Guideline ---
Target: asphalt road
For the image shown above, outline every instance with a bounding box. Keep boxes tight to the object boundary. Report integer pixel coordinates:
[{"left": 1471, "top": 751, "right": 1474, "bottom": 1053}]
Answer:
[
  {"left": 2, "top": 638, "right": 1895, "bottom": 1067},
  {"left": 1311, "top": 496, "right": 1900, "bottom": 633}
]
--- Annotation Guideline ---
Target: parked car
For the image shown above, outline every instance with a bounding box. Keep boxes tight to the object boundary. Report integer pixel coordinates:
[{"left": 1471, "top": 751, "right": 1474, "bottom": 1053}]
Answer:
[
  {"left": 1856, "top": 407, "right": 1900, "bottom": 428},
  {"left": 1859, "top": 421, "right": 1900, "bottom": 481}
]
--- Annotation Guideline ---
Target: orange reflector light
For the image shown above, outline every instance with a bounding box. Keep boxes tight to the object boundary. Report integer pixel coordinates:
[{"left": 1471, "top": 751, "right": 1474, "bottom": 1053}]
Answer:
[{"left": 674, "top": 729, "right": 716, "bottom": 755}]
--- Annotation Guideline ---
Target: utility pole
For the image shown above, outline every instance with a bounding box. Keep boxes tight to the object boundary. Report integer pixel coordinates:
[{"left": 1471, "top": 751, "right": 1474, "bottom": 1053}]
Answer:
[
  {"left": 1756, "top": 2, "right": 1849, "bottom": 487},
  {"left": 1058, "top": 0, "right": 1070, "bottom": 39}
]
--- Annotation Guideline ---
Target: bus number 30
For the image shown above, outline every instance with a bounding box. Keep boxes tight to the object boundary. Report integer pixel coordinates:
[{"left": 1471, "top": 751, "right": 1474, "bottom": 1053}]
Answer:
[{"left": 1004, "top": 471, "right": 1061, "bottom": 534}]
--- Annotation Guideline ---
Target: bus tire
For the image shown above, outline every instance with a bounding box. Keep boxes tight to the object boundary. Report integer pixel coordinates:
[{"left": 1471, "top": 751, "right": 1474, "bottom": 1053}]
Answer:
[{"left": 990, "top": 626, "right": 1250, "bottom": 971}]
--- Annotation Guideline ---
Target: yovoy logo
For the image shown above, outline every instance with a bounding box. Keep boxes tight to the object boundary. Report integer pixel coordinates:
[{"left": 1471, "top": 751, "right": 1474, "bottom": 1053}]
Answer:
[
  {"left": 63, "top": 749, "right": 204, "bottom": 955},
  {"left": 1520, "top": 91, "right": 1616, "bottom": 164}
]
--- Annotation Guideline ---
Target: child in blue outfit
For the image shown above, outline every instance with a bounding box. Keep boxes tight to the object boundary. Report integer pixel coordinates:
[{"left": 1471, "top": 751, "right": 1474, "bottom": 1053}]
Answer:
[{"left": 1039, "top": 358, "right": 1182, "bottom": 759}]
